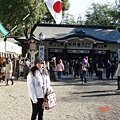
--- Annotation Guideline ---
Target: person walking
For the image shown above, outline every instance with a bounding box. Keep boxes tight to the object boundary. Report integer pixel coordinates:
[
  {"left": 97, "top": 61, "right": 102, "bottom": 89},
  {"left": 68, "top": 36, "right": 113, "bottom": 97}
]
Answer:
[
  {"left": 80, "top": 56, "right": 89, "bottom": 84},
  {"left": 115, "top": 62, "right": 120, "bottom": 90},
  {"left": 19, "top": 56, "right": 24, "bottom": 77},
  {"left": 73, "top": 59, "right": 81, "bottom": 79},
  {"left": 49, "top": 57, "right": 57, "bottom": 81},
  {"left": 105, "top": 59, "right": 111, "bottom": 79},
  {"left": 15, "top": 59, "right": 20, "bottom": 80},
  {"left": 96, "top": 59, "right": 104, "bottom": 80},
  {"left": 56, "top": 59, "right": 64, "bottom": 80},
  {"left": 81, "top": 63, "right": 88, "bottom": 84},
  {"left": 24, "top": 58, "right": 30, "bottom": 79},
  {"left": 5, "top": 58, "right": 14, "bottom": 85},
  {"left": 27, "top": 56, "right": 53, "bottom": 120},
  {"left": 64, "top": 60, "right": 69, "bottom": 75},
  {"left": 110, "top": 61, "right": 116, "bottom": 79},
  {"left": 88, "top": 58, "right": 94, "bottom": 79},
  {"left": 0, "top": 58, "right": 6, "bottom": 81}
]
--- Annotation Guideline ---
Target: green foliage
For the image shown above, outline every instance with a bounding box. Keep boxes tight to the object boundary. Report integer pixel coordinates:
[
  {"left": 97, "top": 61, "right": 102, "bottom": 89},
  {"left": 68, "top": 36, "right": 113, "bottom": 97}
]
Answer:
[
  {"left": 84, "top": 3, "right": 119, "bottom": 27},
  {"left": 76, "top": 14, "right": 84, "bottom": 25},
  {"left": 0, "top": 0, "right": 69, "bottom": 38},
  {"left": 0, "top": 0, "right": 45, "bottom": 38},
  {"left": 62, "top": 13, "right": 76, "bottom": 24},
  {"left": 62, "top": 0, "right": 70, "bottom": 14}
]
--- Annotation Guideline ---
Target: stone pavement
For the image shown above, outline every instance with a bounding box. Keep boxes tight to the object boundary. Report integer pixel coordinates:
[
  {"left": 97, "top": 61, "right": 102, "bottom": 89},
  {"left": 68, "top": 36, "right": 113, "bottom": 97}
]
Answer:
[{"left": 0, "top": 75, "right": 120, "bottom": 120}]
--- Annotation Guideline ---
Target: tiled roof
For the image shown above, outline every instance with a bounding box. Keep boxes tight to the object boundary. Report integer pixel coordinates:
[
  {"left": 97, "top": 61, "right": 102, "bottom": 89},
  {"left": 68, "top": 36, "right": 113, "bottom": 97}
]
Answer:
[{"left": 33, "top": 23, "right": 120, "bottom": 43}]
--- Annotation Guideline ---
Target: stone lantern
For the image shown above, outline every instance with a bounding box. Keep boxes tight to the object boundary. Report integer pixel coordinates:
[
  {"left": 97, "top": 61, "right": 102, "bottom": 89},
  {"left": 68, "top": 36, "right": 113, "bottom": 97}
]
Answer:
[{"left": 24, "top": 35, "right": 42, "bottom": 67}]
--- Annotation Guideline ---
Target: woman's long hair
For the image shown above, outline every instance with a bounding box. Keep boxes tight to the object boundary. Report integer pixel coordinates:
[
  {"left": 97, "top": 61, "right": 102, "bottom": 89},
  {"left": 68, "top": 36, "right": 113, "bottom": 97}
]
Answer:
[
  {"left": 30, "top": 66, "right": 39, "bottom": 76},
  {"left": 30, "top": 63, "right": 49, "bottom": 76}
]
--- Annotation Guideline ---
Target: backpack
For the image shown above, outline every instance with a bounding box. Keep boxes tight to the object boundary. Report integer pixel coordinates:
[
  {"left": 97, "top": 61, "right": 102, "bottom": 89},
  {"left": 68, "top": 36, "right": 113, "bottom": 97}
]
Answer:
[{"left": 98, "top": 62, "right": 104, "bottom": 68}]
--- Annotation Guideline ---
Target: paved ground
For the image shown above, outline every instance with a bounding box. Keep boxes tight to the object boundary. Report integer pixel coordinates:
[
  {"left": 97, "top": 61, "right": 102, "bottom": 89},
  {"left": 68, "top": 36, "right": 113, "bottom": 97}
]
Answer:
[{"left": 0, "top": 75, "right": 120, "bottom": 120}]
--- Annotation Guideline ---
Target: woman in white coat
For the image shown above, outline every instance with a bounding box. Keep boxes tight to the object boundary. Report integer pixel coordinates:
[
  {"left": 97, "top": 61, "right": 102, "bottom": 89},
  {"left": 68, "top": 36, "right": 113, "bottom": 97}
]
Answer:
[
  {"left": 27, "top": 57, "right": 53, "bottom": 120},
  {"left": 5, "top": 58, "right": 14, "bottom": 85}
]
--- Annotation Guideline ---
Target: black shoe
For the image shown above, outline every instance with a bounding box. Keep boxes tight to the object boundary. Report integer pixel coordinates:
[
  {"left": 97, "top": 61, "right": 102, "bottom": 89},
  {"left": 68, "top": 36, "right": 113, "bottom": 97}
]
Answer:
[
  {"left": 11, "top": 81, "right": 14, "bottom": 85},
  {"left": 116, "top": 88, "right": 120, "bottom": 90}
]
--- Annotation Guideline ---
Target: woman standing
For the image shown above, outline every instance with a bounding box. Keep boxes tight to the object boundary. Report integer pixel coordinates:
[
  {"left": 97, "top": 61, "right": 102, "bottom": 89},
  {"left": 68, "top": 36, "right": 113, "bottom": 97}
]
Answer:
[
  {"left": 110, "top": 61, "right": 116, "bottom": 79},
  {"left": 56, "top": 59, "right": 64, "bottom": 80},
  {"left": 116, "top": 62, "right": 120, "bottom": 90},
  {"left": 5, "top": 58, "right": 14, "bottom": 85},
  {"left": 105, "top": 59, "right": 111, "bottom": 79},
  {"left": 24, "top": 58, "right": 31, "bottom": 79},
  {"left": 81, "top": 64, "right": 88, "bottom": 84},
  {"left": 0, "top": 58, "right": 6, "bottom": 81},
  {"left": 27, "top": 57, "right": 53, "bottom": 120}
]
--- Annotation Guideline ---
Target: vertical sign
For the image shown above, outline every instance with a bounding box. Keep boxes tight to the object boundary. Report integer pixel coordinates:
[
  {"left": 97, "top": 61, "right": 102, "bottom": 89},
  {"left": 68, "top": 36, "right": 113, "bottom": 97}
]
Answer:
[
  {"left": 39, "top": 46, "right": 44, "bottom": 59},
  {"left": 118, "top": 49, "right": 120, "bottom": 62}
]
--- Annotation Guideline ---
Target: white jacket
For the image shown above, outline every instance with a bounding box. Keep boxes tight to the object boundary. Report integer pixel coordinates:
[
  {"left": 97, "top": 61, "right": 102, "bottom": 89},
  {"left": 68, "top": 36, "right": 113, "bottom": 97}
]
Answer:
[
  {"left": 27, "top": 70, "right": 53, "bottom": 103},
  {"left": 5, "top": 62, "right": 13, "bottom": 73},
  {"left": 116, "top": 63, "right": 120, "bottom": 76}
]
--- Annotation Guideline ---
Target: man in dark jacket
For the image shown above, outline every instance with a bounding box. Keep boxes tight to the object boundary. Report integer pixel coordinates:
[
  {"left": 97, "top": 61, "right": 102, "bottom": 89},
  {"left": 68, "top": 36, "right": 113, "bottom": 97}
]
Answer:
[
  {"left": 96, "top": 60, "right": 104, "bottom": 80},
  {"left": 73, "top": 59, "right": 81, "bottom": 79}
]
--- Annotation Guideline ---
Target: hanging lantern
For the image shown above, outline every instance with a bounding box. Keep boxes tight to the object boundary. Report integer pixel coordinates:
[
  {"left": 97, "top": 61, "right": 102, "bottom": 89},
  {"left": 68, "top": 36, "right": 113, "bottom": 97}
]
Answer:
[{"left": 39, "top": 32, "right": 45, "bottom": 40}]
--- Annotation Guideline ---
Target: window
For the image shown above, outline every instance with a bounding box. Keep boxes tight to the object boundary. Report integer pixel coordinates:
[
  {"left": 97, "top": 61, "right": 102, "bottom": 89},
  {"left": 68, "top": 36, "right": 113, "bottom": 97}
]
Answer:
[{"left": 73, "top": 43, "right": 76, "bottom": 47}]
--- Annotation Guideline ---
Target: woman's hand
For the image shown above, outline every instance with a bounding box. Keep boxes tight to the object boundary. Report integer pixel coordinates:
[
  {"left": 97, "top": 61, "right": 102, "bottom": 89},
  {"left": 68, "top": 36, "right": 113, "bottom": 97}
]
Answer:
[{"left": 34, "top": 102, "right": 37, "bottom": 104}]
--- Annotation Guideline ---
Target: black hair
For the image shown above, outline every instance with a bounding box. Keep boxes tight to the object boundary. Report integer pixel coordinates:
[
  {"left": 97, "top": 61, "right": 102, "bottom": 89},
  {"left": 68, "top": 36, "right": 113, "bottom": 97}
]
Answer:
[
  {"left": 2, "top": 62, "right": 6, "bottom": 67},
  {"left": 30, "top": 66, "right": 39, "bottom": 76}
]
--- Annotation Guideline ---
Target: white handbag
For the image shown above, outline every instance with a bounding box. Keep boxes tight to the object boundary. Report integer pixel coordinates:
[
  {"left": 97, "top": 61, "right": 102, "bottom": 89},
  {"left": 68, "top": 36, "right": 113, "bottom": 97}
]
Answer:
[{"left": 42, "top": 92, "right": 56, "bottom": 110}]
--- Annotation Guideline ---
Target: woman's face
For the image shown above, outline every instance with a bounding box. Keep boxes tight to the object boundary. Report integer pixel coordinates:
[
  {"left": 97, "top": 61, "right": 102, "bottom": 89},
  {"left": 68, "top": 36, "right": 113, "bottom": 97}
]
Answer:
[
  {"left": 1, "top": 58, "right": 6, "bottom": 63},
  {"left": 36, "top": 62, "right": 44, "bottom": 69}
]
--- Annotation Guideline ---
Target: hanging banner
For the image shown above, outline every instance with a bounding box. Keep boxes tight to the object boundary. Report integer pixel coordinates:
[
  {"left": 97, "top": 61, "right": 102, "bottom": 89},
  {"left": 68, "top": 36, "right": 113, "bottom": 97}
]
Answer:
[
  {"left": 39, "top": 46, "right": 44, "bottom": 59},
  {"left": 118, "top": 49, "right": 120, "bottom": 62}
]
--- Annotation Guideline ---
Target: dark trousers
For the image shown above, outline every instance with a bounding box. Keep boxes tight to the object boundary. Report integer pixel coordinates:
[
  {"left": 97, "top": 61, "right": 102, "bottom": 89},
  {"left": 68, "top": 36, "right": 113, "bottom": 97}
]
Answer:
[
  {"left": 31, "top": 98, "right": 44, "bottom": 120},
  {"left": 110, "top": 71, "right": 115, "bottom": 79},
  {"left": 98, "top": 71, "right": 103, "bottom": 80},
  {"left": 117, "top": 77, "right": 120, "bottom": 90},
  {"left": 74, "top": 69, "right": 80, "bottom": 78},
  {"left": 50, "top": 71, "right": 57, "bottom": 81},
  {"left": 88, "top": 69, "right": 93, "bottom": 76},
  {"left": 106, "top": 69, "right": 110, "bottom": 79},
  {"left": 6, "top": 79, "right": 14, "bottom": 85}
]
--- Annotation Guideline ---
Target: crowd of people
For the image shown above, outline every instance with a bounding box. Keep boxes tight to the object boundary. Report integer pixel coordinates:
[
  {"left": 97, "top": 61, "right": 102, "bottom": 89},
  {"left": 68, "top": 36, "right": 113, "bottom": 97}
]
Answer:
[
  {"left": 0, "top": 56, "right": 31, "bottom": 85},
  {"left": 46, "top": 56, "right": 117, "bottom": 84},
  {"left": 0, "top": 55, "right": 118, "bottom": 83},
  {"left": 61, "top": 57, "right": 115, "bottom": 78}
]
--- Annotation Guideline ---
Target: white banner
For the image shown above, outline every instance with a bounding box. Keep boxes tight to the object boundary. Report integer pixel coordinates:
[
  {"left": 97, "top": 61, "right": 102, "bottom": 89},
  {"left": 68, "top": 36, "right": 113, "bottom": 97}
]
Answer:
[
  {"left": 39, "top": 46, "right": 44, "bottom": 59},
  {"left": 0, "top": 40, "right": 5, "bottom": 52},
  {"left": 5, "top": 41, "right": 22, "bottom": 54}
]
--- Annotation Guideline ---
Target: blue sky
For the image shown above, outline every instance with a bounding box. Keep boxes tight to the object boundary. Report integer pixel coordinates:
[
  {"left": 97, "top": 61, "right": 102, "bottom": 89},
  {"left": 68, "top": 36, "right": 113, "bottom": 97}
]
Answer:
[{"left": 68, "top": 0, "right": 117, "bottom": 20}]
